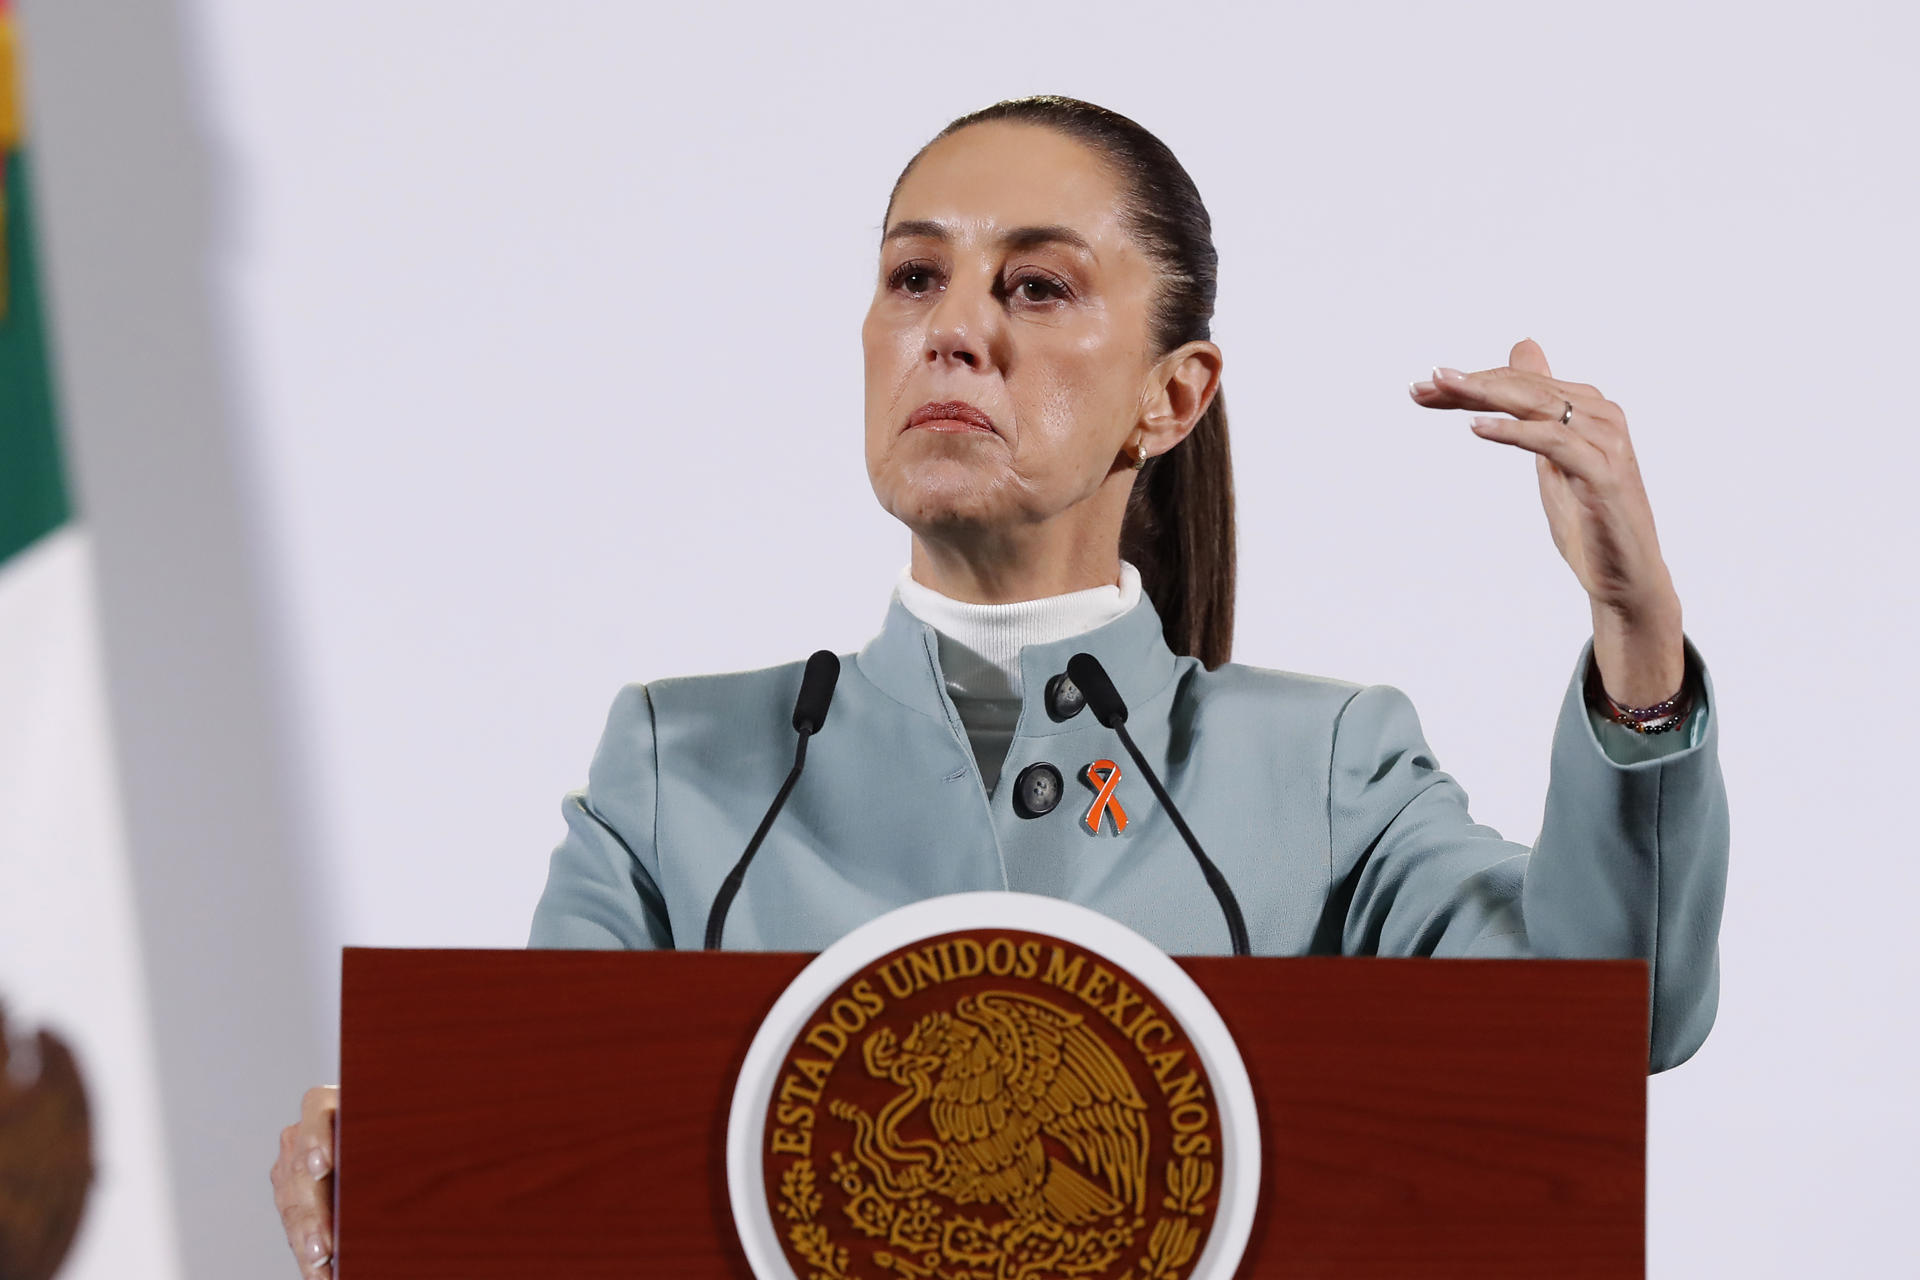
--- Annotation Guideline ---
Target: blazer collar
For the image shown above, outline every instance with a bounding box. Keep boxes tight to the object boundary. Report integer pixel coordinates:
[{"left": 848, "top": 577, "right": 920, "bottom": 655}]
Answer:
[{"left": 856, "top": 586, "right": 1183, "bottom": 735}]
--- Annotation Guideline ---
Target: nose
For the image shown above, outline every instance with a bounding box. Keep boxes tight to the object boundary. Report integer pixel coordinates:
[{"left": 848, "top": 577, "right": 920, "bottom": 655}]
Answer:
[{"left": 923, "top": 275, "right": 999, "bottom": 372}]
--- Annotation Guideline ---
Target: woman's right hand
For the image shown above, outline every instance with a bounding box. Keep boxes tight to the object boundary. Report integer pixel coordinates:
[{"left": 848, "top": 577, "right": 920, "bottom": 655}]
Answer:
[{"left": 270, "top": 1085, "right": 338, "bottom": 1277}]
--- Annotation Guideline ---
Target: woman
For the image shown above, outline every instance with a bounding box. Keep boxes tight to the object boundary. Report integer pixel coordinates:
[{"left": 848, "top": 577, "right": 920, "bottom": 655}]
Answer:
[{"left": 270, "top": 95, "right": 1726, "bottom": 1277}]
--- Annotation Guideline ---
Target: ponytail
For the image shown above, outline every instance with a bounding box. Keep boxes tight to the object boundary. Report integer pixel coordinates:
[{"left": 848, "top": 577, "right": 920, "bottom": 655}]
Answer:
[{"left": 1123, "top": 389, "right": 1236, "bottom": 668}]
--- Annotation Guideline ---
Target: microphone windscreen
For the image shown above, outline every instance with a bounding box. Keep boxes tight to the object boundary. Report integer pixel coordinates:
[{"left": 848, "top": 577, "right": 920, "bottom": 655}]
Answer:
[
  {"left": 1066, "top": 652, "right": 1128, "bottom": 728},
  {"left": 792, "top": 649, "right": 841, "bottom": 734}
]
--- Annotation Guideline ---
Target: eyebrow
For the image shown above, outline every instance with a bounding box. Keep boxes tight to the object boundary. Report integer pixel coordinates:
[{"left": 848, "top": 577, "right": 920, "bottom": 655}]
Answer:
[{"left": 881, "top": 219, "right": 1095, "bottom": 257}]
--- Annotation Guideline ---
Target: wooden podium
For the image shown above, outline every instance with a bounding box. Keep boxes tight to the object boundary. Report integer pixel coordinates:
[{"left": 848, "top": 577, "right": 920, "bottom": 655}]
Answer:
[{"left": 337, "top": 949, "right": 1648, "bottom": 1278}]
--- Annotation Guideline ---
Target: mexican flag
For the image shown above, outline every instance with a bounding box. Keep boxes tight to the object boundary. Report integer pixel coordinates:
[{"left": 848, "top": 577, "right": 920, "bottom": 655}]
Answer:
[{"left": 0, "top": 3, "right": 182, "bottom": 1274}]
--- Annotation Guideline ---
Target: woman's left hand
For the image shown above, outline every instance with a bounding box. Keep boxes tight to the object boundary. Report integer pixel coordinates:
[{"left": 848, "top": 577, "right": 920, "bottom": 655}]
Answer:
[{"left": 1409, "top": 337, "right": 1686, "bottom": 708}]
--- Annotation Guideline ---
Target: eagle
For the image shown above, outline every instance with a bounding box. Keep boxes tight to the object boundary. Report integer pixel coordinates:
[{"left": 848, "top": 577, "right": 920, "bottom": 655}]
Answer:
[{"left": 836, "top": 990, "right": 1149, "bottom": 1228}]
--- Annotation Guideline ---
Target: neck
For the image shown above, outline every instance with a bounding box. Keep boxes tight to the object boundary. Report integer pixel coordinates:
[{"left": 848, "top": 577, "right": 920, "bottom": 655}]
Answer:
[
  {"left": 890, "top": 557, "right": 1144, "bottom": 796},
  {"left": 907, "top": 530, "right": 1127, "bottom": 605},
  {"left": 894, "top": 559, "right": 1142, "bottom": 702},
  {"left": 902, "top": 471, "right": 1137, "bottom": 602}
]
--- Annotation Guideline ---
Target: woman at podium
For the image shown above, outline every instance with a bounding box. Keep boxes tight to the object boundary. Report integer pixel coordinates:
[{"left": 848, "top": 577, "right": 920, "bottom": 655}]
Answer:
[{"left": 271, "top": 95, "right": 1727, "bottom": 1277}]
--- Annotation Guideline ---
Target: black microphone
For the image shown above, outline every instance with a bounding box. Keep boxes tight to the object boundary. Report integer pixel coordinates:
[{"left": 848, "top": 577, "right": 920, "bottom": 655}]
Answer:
[
  {"left": 1066, "top": 651, "right": 1251, "bottom": 957},
  {"left": 704, "top": 649, "right": 840, "bottom": 950}
]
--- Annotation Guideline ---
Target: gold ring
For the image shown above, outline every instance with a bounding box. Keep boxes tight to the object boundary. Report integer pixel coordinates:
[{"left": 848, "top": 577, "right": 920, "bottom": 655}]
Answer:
[{"left": 1559, "top": 399, "right": 1574, "bottom": 426}]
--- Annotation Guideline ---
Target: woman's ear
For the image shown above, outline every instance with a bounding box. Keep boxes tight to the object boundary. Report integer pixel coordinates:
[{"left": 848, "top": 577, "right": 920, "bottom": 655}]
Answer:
[{"left": 1136, "top": 340, "right": 1223, "bottom": 454}]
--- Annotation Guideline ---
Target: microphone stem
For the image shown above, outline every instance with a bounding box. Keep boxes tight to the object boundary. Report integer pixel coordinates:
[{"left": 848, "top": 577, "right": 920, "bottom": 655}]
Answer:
[
  {"left": 703, "top": 728, "right": 812, "bottom": 950},
  {"left": 1111, "top": 721, "right": 1251, "bottom": 957}
]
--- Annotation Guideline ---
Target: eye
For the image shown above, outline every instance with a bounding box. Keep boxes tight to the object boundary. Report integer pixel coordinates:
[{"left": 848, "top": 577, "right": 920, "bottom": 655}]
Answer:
[
  {"left": 887, "top": 260, "right": 942, "bottom": 296},
  {"left": 1009, "top": 271, "right": 1071, "bottom": 304}
]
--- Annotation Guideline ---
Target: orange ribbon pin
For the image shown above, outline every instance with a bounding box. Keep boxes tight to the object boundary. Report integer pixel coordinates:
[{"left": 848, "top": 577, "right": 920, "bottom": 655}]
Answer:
[{"left": 1081, "top": 759, "right": 1128, "bottom": 835}]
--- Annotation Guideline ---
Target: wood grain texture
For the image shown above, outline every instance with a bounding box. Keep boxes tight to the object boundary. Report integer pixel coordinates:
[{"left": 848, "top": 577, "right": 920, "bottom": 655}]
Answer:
[{"left": 339, "top": 950, "right": 1646, "bottom": 1279}]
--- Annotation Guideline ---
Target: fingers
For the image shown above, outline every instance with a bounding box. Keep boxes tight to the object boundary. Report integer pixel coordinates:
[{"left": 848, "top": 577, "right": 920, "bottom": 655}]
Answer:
[
  {"left": 300, "top": 1085, "right": 339, "bottom": 1153},
  {"left": 271, "top": 1086, "right": 339, "bottom": 1277},
  {"left": 1467, "top": 412, "right": 1609, "bottom": 482},
  {"left": 1408, "top": 355, "right": 1631, "bottom": 482},
  {"left": 1508, "top": 336, "right": 1552, "bottom": 377},
  {"left": 1412, "top": 364, "right": 1582, "bottom": 421},
  {"left": 1405, "top": 343, "right": 1669, "bottom": 620},
  {"left": 273, "top": 1124, "right": 334, "bottom": 1276}
]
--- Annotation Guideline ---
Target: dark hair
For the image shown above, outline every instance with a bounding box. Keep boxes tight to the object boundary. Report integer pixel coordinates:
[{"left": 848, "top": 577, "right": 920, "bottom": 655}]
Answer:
[{"left": 884, "top": 95, "right": 1236, "bottom": 668}]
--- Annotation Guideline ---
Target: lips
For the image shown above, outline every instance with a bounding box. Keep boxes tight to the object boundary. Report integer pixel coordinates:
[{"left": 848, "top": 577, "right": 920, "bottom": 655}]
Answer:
[{"left": 906, "top": 400, "right": 998, "bottom": 434}]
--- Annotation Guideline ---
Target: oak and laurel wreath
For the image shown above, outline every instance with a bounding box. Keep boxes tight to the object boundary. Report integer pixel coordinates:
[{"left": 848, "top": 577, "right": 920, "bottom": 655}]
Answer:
[
  {"left": 778, "top": 1160, "right": 850, "bottom": 1280},
  {"left": 774, "top": 1148, "right": 1218, "bottom": 1280}
]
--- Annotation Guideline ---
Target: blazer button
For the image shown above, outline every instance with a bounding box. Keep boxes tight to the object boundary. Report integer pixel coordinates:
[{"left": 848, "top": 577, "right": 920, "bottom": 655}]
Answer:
[
  {"left": 1012, "top": 762, "right": 1064, "bottom": 818},
  {"left": 1044, "top": 673, "right": 1086, "bottom": 722}
]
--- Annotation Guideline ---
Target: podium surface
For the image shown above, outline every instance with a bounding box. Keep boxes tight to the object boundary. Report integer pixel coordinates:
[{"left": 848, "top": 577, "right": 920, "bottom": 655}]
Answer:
[{"left": 339, "top": 949, "right": 1647, "bottom": 1278}]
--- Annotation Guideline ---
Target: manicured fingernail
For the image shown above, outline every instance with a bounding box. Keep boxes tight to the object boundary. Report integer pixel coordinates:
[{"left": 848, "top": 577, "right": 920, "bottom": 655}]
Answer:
[
  {"left": 1469, "top": 416, "right": 1497, "bottom": 430},
  {"left": 306, "top": 1146, "right": 329, "bottom": 1178},
  {"left": 1434, "top": 365, "right": 1465, "bottom": 382},
  {"left": 1409, "top": 380, "right": 1435, "bottom": 396},
  {"left": 303, "top": 1233, "right": 327, "bottom": 1262}
]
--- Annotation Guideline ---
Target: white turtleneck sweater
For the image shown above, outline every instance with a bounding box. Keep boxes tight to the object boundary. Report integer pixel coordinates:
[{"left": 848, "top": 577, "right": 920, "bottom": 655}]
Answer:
[{"left": 893, "top": 561, "right": 1144, "bottom": 794}]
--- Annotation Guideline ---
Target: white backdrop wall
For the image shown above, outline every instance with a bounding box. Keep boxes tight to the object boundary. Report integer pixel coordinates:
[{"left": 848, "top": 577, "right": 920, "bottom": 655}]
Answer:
[{"left": 20, "top": 1, "right": 1917, "bottom": 1276}]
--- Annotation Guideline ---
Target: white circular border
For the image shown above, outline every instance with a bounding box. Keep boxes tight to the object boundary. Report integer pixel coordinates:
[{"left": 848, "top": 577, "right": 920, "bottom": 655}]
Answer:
[{"left": 727, "top": 891, "right": 1260, "bottom": 1280}]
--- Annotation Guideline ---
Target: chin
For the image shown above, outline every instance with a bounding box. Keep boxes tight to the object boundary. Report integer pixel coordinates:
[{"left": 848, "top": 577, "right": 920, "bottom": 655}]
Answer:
[{"left": 873, "top": 459, "right": 1020, "bottom": 534}]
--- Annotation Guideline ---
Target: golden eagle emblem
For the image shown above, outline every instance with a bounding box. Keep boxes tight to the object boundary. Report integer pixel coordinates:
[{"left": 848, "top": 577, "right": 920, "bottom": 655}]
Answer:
[
  {"left": 763, "top": 931, "right": 1222, "bottom": 1280},
  {"left": 832, "top": 991, "right": 1149, "bottom": 1229}
]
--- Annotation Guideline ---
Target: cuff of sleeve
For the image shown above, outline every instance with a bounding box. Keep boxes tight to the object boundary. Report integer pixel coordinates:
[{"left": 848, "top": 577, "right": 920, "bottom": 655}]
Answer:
[{"left": 1578, "top": 634, "right": 1713, "bottom": 767}]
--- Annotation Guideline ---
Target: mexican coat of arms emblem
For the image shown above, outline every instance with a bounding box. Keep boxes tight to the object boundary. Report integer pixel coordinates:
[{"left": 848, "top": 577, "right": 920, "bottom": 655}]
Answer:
[{"left": 730, "top": 895, "right": 1256, "bottom": 1280}]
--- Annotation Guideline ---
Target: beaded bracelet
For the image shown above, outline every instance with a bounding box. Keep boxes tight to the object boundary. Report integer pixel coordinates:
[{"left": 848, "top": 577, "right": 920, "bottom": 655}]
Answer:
[{"left": 1584, "top": 657, "right": 1696, "bottom": 735}]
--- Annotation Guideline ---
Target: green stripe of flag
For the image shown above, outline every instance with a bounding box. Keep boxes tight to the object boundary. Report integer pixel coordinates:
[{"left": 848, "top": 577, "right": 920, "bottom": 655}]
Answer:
[{"left": 1, "top": 147, "right": 71, "bottom": 567}]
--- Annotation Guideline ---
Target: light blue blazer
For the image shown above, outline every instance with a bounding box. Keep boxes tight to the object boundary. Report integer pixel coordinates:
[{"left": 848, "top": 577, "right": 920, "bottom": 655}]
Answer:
[{"left": 529, "top": 592, "right": 1728, "bottom": 1072}]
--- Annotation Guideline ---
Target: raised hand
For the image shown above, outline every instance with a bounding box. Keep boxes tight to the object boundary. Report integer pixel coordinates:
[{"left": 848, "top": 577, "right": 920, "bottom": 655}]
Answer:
[{"left": 1409, "top": 338, "right": 1686, "bottom": 708}]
